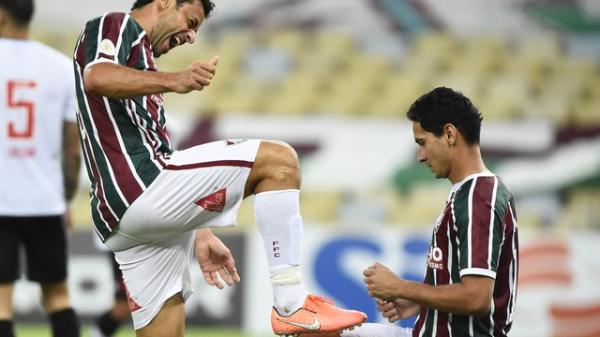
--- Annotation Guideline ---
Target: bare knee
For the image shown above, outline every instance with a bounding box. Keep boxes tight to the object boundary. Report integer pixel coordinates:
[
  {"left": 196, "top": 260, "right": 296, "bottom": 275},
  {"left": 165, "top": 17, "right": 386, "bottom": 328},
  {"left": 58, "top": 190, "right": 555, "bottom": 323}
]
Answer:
[
  {"left": 246, "top": 140, "right": 301, "bottom": 195},
  {"left": 41, "top": 281, "right": 71, "bottom": 314}
]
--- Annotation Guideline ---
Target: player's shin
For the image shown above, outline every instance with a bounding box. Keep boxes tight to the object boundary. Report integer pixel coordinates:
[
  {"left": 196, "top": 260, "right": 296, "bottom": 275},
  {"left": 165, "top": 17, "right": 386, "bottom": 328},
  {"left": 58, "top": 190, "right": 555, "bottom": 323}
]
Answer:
[{"left": 255, "top": 189, "right": 307, "bottom": 316}]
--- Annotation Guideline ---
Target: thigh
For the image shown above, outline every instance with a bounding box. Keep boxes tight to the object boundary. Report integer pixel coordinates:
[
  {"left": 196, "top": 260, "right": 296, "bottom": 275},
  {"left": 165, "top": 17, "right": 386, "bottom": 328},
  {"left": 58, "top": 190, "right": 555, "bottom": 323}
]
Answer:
[
  {"left": 20, "top": 216, "right": 67, "bottom": 283},
  {"left": 114, "top": 232, "right": 195, "bottom": 330},
  {"left": 0, "top": 218, "right": 20, "bottom": 283},
  {"left": 109, "top": 140, "right": 260, "bottom": 250},
  {"left": 136, "top": 293, "right": 185, "bottom": 337}
]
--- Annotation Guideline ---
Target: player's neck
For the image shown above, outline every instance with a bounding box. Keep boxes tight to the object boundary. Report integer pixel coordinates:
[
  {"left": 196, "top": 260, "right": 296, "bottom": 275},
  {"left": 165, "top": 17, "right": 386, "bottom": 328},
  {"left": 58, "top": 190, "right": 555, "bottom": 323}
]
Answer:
[
  {"left": 0, "top": 25, "right": 29, "bottom": 39},
  {"left": 130, "top": 7, "right": 156, "bottom": 37},
  {"left": 448, "top": 145, "right": 487, "bottom": 184}
]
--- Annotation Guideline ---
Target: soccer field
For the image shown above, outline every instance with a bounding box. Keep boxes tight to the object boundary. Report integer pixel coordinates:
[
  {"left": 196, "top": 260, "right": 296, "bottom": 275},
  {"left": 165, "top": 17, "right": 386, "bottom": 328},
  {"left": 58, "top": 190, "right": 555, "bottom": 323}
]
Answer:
[{"left": 16, "top": 324, "right": 272, "bottom": 337}]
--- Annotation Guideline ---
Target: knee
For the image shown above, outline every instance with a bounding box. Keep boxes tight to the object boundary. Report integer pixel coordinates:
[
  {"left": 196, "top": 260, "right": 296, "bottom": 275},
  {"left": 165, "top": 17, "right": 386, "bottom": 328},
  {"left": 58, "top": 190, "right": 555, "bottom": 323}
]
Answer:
[
  {"left": 41, "top": 282, "right": 71, "bottom": 313},
  {"left": 250, "top": 140, "right": 301, "bottom": 192}
]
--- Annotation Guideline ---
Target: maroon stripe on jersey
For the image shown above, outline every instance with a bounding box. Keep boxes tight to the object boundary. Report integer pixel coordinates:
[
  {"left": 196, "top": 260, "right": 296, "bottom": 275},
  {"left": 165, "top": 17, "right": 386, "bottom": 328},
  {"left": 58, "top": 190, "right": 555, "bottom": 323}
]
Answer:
[
  {"left": 127, "top": 38, "right": 143, "bottom": 68},
  {"left": 491, "top": 210, "right": 516, "bottom": 337},
  {"left": 434, "top": 209, "right": 452, "bottom": 337},
  {"left": 435, "top": 312, "right": 450, "bottom": 337},
  {"left": 413, "top": 307, "right": 427, "bottom": 335},
  {"left": 164, "top": 160, "right": 254, "bottom": 171},
  {"left": 470, "top": 176, "right": 496, "bottom": 269},
  {"left": 100, "top": 12, "right": 127, "bottom": 60},
  {"left": 88, "top": 96, "right": 144, "bottom": 203},
  {"left": 83, "top": 137, "right": 119, "bottom": 230}
]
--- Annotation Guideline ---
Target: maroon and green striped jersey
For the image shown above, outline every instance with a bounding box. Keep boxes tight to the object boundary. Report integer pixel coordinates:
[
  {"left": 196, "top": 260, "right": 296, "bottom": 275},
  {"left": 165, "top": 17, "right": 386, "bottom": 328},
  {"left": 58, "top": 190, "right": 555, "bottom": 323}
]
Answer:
[
  {"left": 73, "top": 12, "right": 172, "bottom": 242},
  {"left": 413, "top": 172, "right": 519, "bottom": 337}
]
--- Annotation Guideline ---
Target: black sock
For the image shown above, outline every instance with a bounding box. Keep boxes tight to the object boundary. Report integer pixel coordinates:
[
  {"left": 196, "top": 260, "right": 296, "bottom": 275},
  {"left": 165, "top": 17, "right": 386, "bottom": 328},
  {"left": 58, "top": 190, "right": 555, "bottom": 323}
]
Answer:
[
  {"left": 0, "top": 320, "right": 15, "bottom": 337},
  {"left": 97, "top": 311, "right": 122, "bottom": 336},
  {"left": 49, "top": 308, "right": 80, "bottom": 337}
]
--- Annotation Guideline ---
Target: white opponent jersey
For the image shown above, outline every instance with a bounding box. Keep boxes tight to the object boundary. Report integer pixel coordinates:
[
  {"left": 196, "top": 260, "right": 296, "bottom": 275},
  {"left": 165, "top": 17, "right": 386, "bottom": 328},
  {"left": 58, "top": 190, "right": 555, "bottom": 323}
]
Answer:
[{"left": 0, "top": 39, "right": 76, "bottom": 215}]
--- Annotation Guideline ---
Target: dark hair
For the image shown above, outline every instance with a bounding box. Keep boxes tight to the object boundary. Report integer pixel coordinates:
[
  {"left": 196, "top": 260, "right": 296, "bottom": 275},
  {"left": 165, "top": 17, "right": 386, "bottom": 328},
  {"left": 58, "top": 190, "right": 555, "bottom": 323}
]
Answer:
[
  {"left": 131, "top": 0, "right": 215, "bottom": 18},
  {"left": 0, "top": 0, "right": 34, "bottom": 26},
  {"left": 406, "top": 87, "right": 483, "bottom": 145}
]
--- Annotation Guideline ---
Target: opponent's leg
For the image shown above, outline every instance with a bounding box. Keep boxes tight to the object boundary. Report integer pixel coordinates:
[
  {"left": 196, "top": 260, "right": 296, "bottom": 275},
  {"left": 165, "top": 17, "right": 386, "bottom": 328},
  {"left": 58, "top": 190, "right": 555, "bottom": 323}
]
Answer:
[{"left": 0, "top": 284, "right": 15, "bottom": 337}]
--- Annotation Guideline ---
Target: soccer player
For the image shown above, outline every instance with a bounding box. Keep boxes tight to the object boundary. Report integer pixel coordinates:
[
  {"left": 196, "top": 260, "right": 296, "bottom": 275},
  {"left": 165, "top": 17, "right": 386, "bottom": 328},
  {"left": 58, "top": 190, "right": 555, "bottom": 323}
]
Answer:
[
  {"left": 341, "top": 87, "right": 519, "bottom": 337},
  {"left": 0, "top": 0, "right": 81, "bottom": 336},
  {"left": 73, "top": 1, "right": 366, "bottom": 336}
]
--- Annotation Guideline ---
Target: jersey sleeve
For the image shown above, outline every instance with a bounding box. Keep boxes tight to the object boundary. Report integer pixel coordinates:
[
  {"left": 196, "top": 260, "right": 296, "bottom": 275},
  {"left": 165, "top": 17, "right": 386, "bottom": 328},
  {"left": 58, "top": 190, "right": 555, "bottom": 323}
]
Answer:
[
  {"left": 61, "top": 59, "right": 77, "bottom": 123},
  {"left": 81, "top": 12, "right": 140, "bottom": 70},
  {"left": 453, "top": 176, "right": 504, "bottom": 279}
]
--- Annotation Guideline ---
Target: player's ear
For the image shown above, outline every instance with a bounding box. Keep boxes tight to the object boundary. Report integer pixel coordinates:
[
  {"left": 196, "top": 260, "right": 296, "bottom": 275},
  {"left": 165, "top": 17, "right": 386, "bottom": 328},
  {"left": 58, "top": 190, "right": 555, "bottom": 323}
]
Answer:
[
  {"left": 443, "top": 123, "right": 457, "bottom": 146},
  {"left": 158, "top": 0, "right": 174, "bottom": 11}
]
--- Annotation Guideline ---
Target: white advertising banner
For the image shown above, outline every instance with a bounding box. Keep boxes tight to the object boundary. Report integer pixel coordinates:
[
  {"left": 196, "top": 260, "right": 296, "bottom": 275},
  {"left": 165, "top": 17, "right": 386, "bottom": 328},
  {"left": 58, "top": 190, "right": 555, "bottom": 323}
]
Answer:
[{"left": 243, "top": 226, "right": 600, "bottom": 337}]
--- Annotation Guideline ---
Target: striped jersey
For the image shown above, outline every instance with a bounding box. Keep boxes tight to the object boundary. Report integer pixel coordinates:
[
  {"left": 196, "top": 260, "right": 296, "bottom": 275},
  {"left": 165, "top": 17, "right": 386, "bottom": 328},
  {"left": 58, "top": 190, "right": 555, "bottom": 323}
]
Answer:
[
  {"left": 73, "top": 12, "right": 172, "bottom": 241},
  {"left": 413, "top": 172, "right": 519, "bottom": 337}
]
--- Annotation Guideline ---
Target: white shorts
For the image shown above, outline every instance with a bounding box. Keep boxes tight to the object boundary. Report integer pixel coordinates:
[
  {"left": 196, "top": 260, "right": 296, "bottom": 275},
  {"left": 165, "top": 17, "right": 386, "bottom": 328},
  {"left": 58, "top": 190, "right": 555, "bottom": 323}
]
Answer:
[{"left": 107, "top": 139, "right": 261, "bottom": 329}]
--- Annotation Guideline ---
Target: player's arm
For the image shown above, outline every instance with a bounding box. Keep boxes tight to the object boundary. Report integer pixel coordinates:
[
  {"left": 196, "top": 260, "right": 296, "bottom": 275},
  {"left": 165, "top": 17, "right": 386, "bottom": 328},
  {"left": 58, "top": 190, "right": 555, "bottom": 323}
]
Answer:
[
  {"left": 376, "top": 298, "right": 420, "bottom": 322},
  {"left": 364, "top": 263, "right": 493, "bottom": 316},
  {"left": 83, "top": 56, "right": 219, "bottom": 99},
  {"left": 63, "top": 121, "right": 81, "bottom": 202}
]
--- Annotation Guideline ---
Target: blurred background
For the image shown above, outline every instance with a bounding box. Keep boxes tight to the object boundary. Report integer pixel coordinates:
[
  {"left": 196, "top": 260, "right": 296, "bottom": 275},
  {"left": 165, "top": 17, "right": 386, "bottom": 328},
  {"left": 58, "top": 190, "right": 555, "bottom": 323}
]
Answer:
[{"left": 13, "top": 0, "right": 600, "bottom": 336}]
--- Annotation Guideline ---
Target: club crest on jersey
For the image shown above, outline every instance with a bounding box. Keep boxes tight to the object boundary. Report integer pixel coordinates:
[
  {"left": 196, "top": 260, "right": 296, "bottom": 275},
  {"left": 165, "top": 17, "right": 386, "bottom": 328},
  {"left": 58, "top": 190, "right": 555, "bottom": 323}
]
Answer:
[
  {"left": 225, "top": 138, "right": 247, "bottom": 146},
  {"left": 194, "top": 188, "right": 226, "bottom": 212},
  {"left": 99, "top": 39, "right": 116, "bottom": 56}
]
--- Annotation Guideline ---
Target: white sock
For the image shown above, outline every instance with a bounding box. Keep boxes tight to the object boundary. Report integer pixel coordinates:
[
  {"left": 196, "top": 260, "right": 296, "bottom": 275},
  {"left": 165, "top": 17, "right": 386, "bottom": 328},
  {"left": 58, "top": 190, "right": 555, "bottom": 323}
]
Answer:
[
  {"left": 255, "top": 189, "right": 307, "bottom": 315},
  {"left": 341, "top": 323, "right": 413, "bottom": 337}
]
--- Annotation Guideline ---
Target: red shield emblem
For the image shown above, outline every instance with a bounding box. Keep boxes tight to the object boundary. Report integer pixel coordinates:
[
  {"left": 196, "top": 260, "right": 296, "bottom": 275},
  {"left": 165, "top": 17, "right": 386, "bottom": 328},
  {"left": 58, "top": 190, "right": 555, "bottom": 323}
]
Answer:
[{"left": 194, "top": 188, "right": 227, "bottom": 212}]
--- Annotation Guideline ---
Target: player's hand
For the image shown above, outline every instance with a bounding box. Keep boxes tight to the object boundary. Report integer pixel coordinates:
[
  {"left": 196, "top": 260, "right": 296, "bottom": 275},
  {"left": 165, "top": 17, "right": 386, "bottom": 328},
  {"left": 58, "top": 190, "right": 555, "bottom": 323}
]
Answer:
[
  {"left": 171, "top": 55, "right": 219, "bottom": 93},
  {"left": 195, "top": 228, "right": 240, "bottom": 289},
  {"left": 376, "top": 298, "right": 418, "bottom": 322},
  {"left": 363, "top": 262, "right": 401, "bottom": 300}
]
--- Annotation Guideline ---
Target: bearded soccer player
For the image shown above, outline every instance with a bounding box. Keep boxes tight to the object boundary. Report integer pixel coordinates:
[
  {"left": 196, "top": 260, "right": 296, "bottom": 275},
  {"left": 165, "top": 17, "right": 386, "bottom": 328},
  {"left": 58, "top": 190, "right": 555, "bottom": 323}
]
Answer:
[
  {"left": 73, "top": 1, "right": 366, "bottom": 336},
  {"left": 0, "top": 0, "right": 81, "bottom": 336},
  {"left": 341, "top": 87, "right": 519, "bottom": 337}
]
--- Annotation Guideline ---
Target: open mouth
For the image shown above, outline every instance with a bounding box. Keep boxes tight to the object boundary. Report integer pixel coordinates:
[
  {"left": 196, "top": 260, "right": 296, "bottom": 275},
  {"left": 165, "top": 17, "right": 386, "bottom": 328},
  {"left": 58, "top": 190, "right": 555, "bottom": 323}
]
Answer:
[{"left": 169, "top": 35, "right": 181, "bottom": 49}]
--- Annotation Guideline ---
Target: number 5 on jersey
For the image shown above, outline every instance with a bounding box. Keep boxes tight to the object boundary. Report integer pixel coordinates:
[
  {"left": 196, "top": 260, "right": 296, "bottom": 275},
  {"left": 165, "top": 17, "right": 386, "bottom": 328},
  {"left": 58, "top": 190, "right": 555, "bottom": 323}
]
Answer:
[{"left": 5, "top": 80, "right": 37, "bottom": 139}]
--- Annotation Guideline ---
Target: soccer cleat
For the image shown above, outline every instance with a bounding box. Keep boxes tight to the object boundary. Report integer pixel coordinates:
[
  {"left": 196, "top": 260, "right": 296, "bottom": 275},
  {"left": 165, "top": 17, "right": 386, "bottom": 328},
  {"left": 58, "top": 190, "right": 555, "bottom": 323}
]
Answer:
[{"left": 272, "top": 294, "right": 367, "bottom": 336}]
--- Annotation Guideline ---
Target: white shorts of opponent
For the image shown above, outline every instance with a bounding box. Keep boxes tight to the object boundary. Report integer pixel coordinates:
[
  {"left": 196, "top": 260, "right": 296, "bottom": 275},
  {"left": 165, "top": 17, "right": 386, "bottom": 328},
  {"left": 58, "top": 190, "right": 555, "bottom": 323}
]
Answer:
[{"left": 106, "top": 139, "right": 261, "bottom": 329}]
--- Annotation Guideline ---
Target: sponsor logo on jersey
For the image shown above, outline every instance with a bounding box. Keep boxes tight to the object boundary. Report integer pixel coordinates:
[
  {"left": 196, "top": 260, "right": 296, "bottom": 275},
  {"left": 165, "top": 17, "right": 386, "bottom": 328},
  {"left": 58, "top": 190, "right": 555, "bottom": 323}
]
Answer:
[
  {"left": 427, "top": 246, "right": 444, "bottom": 270},
  {"left": 99, "top": 39, "right": 116, "bottom": 56},
  {"left": 194, "top": 188, "right": 226, "bottom": 212}
]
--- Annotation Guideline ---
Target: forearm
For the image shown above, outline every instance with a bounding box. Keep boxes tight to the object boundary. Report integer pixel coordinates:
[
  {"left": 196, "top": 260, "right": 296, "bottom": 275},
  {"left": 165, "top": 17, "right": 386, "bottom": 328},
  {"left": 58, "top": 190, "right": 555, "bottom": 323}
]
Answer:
[
  {"left": 195, "top": 228, "right": 215, "bottom": 241},
  {"left": 63, "top": 122, "right": 81, "bottom": 202},
  {"left": 393, "top": 279, "right": 491, "bottom": 316},
  {"left": 84, "top": 62, "right": 175, "bottom": 98}
]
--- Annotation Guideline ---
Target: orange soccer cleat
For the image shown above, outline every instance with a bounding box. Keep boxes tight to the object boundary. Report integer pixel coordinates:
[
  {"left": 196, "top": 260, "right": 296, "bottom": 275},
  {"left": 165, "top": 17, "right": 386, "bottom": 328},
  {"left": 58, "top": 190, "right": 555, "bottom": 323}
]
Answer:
[{"left": 272, "top": 294, "right": 367, "bottom": 337}]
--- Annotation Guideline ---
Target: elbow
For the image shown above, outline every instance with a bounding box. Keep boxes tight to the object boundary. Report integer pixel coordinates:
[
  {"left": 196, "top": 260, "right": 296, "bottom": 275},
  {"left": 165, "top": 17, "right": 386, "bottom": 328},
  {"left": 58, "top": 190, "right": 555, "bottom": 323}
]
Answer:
[
  {"left": 83, "top": 65, "right": 111, "bottom": 96},
  {"left": 83, "top": 69, "right": 102, "bottom": 95},
  {"left": 466, "top": 298, "right": 491, "bottom": 316}
]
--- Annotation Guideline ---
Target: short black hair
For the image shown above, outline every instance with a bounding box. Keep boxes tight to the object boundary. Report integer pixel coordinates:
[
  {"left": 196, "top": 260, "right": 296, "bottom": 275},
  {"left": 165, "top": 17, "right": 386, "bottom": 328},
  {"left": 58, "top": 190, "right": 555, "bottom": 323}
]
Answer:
[
  {"left": 0, "top": 0, "right": 34, "bottom": 26},
  {"left": 131, "top": 0, "right": 215, "bottom": 18},
  {"left": 407, "top": 87, "right": 483, "bottom": 145}
]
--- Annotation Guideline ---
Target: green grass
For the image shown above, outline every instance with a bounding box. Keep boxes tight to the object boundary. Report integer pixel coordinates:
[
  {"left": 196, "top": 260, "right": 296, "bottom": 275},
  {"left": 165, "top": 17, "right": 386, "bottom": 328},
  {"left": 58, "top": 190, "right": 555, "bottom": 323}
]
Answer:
[{"left": 16, "top": 324, "right": 271, "bottom": 337}]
